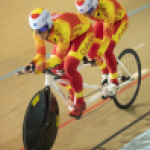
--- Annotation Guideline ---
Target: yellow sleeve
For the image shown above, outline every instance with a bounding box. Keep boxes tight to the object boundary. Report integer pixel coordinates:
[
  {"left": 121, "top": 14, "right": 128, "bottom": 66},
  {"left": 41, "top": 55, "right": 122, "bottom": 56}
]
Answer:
[
  {"left": 93, "top": 1, "right": 116, "bottom": 56},
  {"left": 45, "top": 55, "right": 62, "bottom": 68},
  {"left": 54, "top": 20, "right": 71, "bottom": 43},
  {"left": 45, "top": 20, "right": 71, "bottom": 68},
  {"left": 98, "top": 0, "right": 115, "bottom": 24},
  {"left": 45, "top": 42, "right": 70, "bottom": 69},
  {"left": 32, "top": 31, "right": 46, "bottom": 64},
  {"left": 103, "top": 1, "right": 116, "bottom": 39}
]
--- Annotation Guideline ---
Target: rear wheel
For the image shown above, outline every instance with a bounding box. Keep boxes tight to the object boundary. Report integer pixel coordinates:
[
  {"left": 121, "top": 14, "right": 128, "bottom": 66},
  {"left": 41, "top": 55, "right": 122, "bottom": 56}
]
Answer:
[{"left": 113, "top": 49, "right": 141, "bottom": 109}]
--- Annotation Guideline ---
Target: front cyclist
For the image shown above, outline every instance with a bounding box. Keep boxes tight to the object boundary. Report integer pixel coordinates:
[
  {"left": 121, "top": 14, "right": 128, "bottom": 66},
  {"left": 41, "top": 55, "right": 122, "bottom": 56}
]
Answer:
[
  {"left": 76, "top": 0, "right": 129, "bottom": 96},
  {"left": 25, "top": 8, "right": 95, "bottom": 118}
]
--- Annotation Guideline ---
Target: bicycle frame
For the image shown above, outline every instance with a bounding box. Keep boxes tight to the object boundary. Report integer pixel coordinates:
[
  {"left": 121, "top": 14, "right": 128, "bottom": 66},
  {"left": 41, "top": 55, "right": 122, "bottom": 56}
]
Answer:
[{"left": 45, "top": 60, "right": 133, "bottom": 109}]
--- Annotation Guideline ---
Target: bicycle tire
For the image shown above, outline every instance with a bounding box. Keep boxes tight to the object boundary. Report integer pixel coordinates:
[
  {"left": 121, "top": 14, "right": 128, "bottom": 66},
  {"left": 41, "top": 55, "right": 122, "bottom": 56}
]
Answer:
[
  {"left": 113, "top": 48, "right": 141, "bottom": 109},
  {"left": 23, "top": 88, "right": 59, "bottom": 150}
]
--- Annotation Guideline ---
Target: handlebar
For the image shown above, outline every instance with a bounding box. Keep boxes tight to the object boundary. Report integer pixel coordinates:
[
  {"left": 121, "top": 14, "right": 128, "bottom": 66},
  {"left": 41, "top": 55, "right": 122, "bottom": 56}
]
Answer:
[
  {"left": 42, "top": 66, "right": 63, "bottom": 80},
  {"left": 15, "top": 64, "right": 63, "bottom": 80},
  {"left": 82, "top": 56, "right": 96, "bottom": 66},
  {"left": 15, "top": 56, "right": 96, "bottom": 78}
]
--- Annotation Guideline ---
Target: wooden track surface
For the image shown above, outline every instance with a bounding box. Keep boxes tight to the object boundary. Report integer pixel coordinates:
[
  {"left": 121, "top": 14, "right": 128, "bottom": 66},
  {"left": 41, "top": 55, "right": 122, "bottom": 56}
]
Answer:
[{"left": 0, "top": 0, "right": 150, "bottom": 150}]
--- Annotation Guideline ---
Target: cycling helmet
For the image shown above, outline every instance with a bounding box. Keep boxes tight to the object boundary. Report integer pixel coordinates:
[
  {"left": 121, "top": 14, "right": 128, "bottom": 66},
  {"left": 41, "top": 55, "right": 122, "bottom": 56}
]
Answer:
[
  {"left": 76, "top": 0, "right": 98, "bottom": 14},
  {"left": 29, "top": 8, "right": 53, "bottom": 32}
]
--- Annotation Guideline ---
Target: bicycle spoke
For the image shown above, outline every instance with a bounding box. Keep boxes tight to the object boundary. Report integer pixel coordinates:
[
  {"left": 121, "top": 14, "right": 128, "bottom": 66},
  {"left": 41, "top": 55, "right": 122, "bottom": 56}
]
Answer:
[{"left": 113, "top": 49, "right": 141, "bottom": 109}]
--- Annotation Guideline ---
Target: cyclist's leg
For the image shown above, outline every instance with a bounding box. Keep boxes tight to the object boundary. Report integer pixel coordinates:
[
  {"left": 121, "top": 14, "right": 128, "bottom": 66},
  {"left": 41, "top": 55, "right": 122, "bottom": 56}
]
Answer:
[
  {"left": 51, "top": 44, "right": 75, "bottom": 103},
  {"left": 87, "top": 21, "right": 109, "bottom": 84},
  {"left": 64, "top": 26, "right": 94, "bottom": 117},
  {"left": 104, "top": 14, "right": 129, "bottom": 85},
  {"left": 59, "top": 75, "right": 75, "bottom": 103},
  {"left": 50, "top": 44, "right": 65, "bottom": 72},
  {"left": 104, "top": 40, "right": 117, "bottom": 85}
]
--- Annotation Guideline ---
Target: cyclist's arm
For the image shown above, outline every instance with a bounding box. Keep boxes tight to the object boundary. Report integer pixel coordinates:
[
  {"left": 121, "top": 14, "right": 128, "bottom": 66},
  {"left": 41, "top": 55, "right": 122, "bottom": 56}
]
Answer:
[
  {"left": 103, "top": 1, "right": 115, "bottom": 42},
  {"left": 45, "top": 42, "right": 70, "bottom": 68},
  {"left": 97, "top": 1, "right": 115, "bottom": 55},
  {"left": 32, "top": 32, "right": 46, "bottom": 64},
  {"left": 45, "top": 21, "right": 71, "bottom": 68},
  {"left": 94, "top": 1, "right": 116, "bottom": 56}
]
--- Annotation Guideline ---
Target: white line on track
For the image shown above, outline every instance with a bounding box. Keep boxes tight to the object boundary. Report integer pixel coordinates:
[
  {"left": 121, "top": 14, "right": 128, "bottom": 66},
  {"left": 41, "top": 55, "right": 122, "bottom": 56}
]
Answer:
[
  {"left": 134, "top": 43, "right": 145, "bottom": 50},
  {"left": 132, "top": 68, "right": 148, "bottom": 78}
]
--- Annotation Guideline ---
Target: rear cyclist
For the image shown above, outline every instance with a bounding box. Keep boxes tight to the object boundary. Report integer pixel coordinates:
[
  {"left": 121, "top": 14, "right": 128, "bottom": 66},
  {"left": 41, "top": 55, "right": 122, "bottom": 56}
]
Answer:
[{"left": 75, "top": 0, "right": 129, "bottom": 96}]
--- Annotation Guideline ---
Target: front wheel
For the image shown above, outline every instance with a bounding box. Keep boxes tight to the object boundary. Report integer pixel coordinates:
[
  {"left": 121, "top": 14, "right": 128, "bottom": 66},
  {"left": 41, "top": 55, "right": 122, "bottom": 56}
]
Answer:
[
  {"left": 113, "top": 49, "right": 141, "bottom": 109},
  {"left": 23, "top": 88, "right": 59, "bottom": 150}
]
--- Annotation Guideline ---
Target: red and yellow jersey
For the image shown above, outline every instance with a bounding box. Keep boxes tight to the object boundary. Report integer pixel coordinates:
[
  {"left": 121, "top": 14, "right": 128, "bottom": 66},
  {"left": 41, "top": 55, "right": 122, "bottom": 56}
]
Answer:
[
  {"left": 32, "top": 12, "right": 91, "bottom": 65},
  {"left": 90, "top": 0, "right": 127, "bottom": 23},
  {"left": 86, "top": 0, "right": 128, "bottom": 47}
]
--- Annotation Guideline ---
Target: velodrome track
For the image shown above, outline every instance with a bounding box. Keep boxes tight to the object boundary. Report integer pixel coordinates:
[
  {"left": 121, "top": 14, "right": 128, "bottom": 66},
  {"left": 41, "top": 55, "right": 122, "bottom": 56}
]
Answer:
[{"left": 0, "top": 0, "right": 150, "bottom": 150}]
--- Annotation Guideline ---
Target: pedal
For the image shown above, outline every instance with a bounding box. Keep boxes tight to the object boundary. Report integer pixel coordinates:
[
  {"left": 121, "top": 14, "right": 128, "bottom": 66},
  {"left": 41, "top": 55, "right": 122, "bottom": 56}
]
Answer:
[
  {"left": 101, "top": 79, "right": 108, "bottom": 86},
  {"left": 102, "top": 95, "right": 108, "bottom": 100},
  {"left": 109, "top": 95, "right": 115, "bottom": 99},
  {"left": 120, "top": 76, "right": 130, "bottom": 82}
]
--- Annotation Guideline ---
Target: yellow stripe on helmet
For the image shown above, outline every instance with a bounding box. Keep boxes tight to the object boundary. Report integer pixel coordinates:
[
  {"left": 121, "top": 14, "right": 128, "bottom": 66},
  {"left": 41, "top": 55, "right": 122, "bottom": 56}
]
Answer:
[{"left": 31, "top": 8, "right": 44, "bottom": 14}]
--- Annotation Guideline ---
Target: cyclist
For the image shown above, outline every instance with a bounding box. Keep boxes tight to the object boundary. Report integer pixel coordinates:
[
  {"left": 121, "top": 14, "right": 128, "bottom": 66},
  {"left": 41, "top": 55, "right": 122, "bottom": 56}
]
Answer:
[
  {"left": 25, "top": 8, "right": 95, "bottom": 118},
  {"left": 75, "top": 0, "right": 129, "bottom": 96}
]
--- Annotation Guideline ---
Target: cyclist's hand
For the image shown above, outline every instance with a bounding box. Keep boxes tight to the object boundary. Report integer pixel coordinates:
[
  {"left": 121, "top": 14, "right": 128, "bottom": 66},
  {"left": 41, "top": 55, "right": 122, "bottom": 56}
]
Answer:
[
  {"left": 35, "top": 62, "right": 46, "bottom": 74},
  {"left": 24, "top": 61, "right": 35, "bottom": 73}
]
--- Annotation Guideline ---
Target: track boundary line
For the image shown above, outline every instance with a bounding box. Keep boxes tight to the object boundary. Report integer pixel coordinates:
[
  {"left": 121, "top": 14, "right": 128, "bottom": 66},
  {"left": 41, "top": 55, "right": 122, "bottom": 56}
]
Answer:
[{"left": 91, "top": 111, "right": 150, "bottom": 150}]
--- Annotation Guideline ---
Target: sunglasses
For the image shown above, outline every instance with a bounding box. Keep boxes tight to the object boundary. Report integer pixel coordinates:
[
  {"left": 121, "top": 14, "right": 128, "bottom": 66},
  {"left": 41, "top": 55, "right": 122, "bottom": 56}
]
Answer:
[
  {"left": 35, "top": 25, "right": 49, "bottom": 34},
  {"left": 86, "top": 7, "right": 95, "bottom": 14}
]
